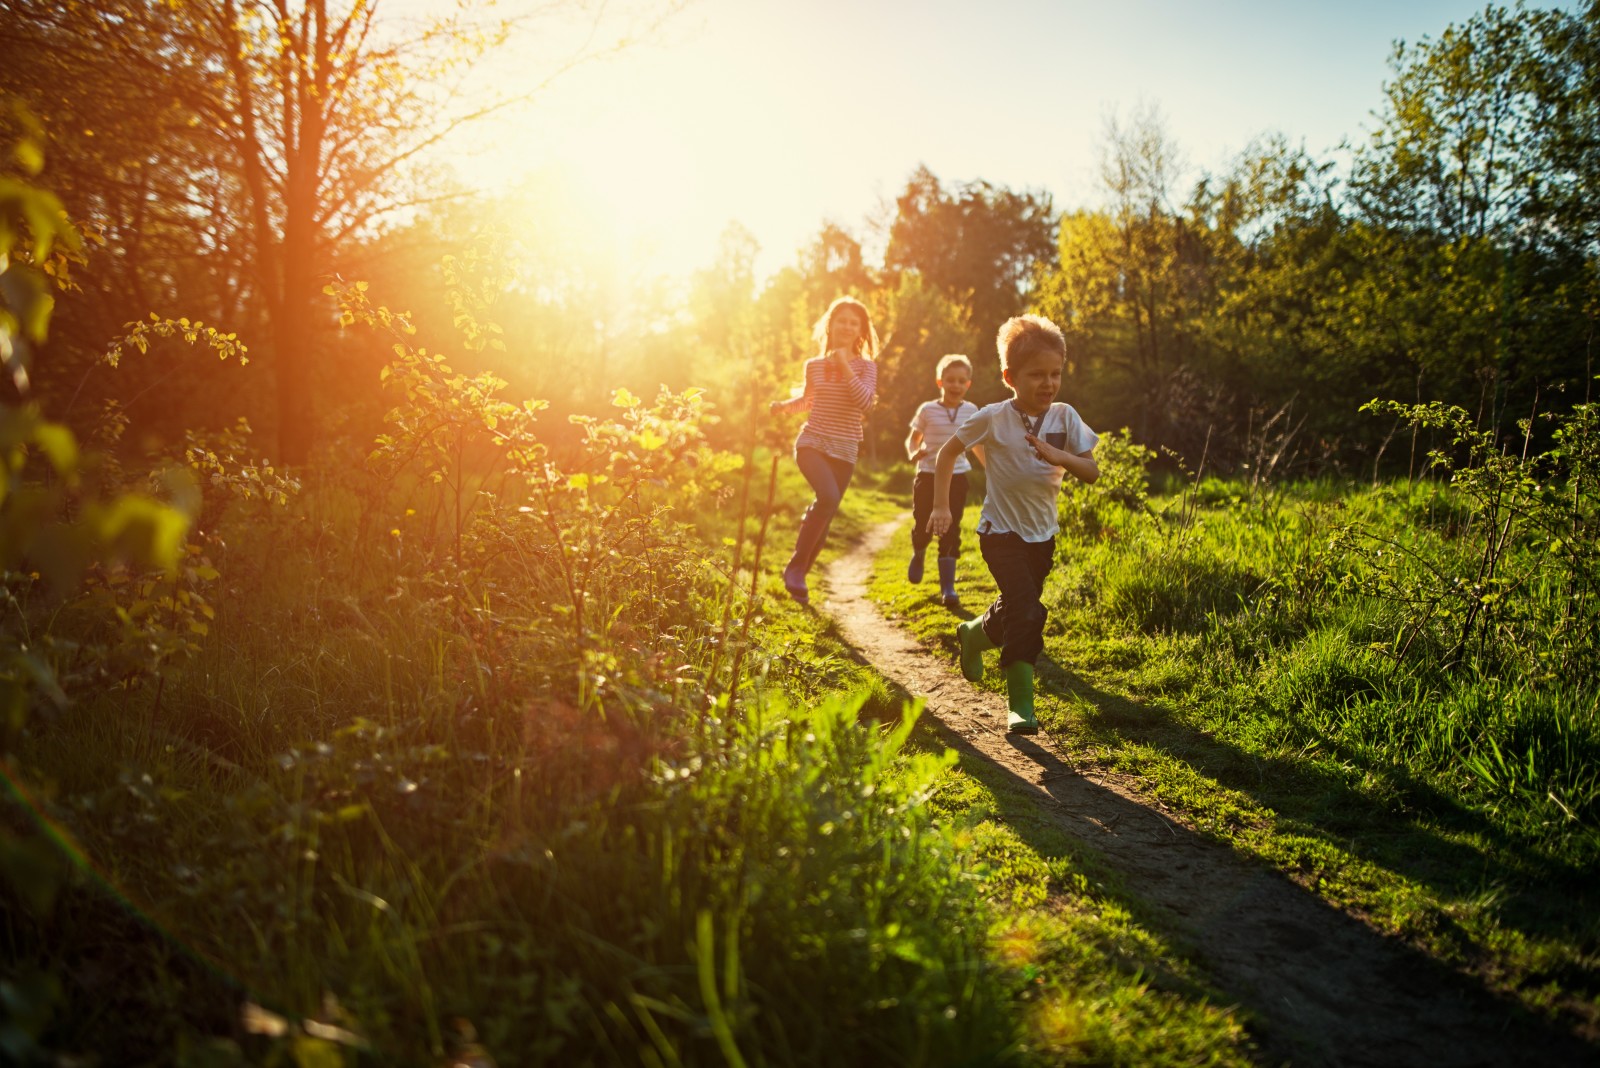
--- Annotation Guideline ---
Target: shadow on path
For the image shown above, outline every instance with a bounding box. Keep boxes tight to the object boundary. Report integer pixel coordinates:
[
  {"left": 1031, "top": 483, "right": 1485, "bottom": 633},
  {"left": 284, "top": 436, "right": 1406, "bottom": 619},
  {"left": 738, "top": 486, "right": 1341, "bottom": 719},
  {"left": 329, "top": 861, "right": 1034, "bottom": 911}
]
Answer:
[{"left": 819, "top": 517, "right": 1598, "bottom": 1068}]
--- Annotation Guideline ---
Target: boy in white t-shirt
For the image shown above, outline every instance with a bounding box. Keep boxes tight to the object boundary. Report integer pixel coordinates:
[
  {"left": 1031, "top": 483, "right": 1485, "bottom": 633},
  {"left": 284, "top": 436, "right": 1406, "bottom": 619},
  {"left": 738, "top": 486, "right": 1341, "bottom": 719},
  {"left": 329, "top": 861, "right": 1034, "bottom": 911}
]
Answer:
[
  {"left": 925, "top": 315, "right": 1100, "bottom": 734},
  {"left": 904, "top": 354, "right": 980, "bottom": 606}
]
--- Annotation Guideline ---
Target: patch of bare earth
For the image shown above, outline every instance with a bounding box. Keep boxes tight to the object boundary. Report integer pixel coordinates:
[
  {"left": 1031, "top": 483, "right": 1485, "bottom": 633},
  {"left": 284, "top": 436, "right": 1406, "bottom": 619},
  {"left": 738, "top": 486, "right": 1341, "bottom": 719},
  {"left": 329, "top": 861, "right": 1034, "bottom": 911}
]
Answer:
[{"left": 820, "top": 518, "right": 1597, "bottom": 1067}]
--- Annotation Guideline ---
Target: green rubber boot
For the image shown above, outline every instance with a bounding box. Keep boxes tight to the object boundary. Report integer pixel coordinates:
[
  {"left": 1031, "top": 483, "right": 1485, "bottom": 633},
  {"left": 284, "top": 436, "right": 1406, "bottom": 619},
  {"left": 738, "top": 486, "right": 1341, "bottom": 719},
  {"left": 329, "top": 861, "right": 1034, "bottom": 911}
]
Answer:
[
  {"left": 956, "top": 619, "right": 994, "bottom": 682},
  {"left": 1005, "top": 661, "right": 1038, "bottom": 734}
]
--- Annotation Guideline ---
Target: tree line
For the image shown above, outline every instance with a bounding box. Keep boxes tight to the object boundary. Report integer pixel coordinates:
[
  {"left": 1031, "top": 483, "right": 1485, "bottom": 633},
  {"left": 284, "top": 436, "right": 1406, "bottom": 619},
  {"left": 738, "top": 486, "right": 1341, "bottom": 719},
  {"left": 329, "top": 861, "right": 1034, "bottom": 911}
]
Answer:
[{"left": 2, "top": 1, "right": 1597, "bottom": 477}]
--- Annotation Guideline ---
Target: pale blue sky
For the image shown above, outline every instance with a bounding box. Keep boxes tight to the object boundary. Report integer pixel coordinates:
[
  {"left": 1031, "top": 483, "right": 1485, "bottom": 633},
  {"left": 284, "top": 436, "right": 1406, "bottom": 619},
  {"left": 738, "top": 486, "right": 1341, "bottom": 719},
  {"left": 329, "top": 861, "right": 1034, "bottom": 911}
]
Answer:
[{"left": 452, "top": 0, "right": 1571, "bottom": 280}]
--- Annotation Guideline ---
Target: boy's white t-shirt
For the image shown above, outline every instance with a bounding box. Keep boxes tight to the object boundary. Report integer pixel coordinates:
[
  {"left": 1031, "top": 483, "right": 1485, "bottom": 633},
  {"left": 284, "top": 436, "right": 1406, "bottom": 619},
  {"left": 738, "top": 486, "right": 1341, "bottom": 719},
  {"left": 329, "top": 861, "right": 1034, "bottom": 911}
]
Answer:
[
  {"left": 910, "top": 400, "right": 979, "bottom": 474},
  {"left": 954, "top": 400, "right": 1099, "bottom": 542}
]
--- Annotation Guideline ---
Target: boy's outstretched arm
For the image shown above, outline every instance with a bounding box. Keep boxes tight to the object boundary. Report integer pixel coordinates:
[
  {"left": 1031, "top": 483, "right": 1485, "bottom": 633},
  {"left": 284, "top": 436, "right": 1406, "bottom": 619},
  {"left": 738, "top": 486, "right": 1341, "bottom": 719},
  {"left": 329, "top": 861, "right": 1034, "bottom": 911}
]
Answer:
[
  {"left": 925, "top": 435, "right": 965, "bottom": 535},
  {"left": 1061, "top": 449, "right": 1099, "bottom": 485}
]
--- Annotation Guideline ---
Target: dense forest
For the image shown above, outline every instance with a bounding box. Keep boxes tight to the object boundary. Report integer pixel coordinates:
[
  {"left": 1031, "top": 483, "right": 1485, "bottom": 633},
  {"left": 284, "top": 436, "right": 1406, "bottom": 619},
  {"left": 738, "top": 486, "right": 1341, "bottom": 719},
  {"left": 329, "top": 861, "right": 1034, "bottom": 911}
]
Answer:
[{"left": 2, "top": 1, "right": 1597, "bottom": 1064}]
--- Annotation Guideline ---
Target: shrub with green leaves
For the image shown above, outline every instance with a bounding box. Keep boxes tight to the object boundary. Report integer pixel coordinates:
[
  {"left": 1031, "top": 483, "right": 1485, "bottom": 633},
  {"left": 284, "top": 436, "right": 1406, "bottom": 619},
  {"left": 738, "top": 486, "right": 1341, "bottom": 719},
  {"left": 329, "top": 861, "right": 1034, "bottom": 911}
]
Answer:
[
  {"left": 1059, "top": 426, "right": 1156, "bottom": 539},
  {"left": 1049, "top": 403, "right": 1600, "bottom": 846}
]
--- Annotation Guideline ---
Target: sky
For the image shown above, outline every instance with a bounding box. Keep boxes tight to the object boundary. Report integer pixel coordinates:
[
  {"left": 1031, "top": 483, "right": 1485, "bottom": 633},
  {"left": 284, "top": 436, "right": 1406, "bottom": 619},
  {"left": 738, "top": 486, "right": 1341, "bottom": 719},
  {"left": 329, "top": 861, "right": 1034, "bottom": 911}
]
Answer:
[{"left": 437, "top": 0, "right": 1568, "bottom": 282}]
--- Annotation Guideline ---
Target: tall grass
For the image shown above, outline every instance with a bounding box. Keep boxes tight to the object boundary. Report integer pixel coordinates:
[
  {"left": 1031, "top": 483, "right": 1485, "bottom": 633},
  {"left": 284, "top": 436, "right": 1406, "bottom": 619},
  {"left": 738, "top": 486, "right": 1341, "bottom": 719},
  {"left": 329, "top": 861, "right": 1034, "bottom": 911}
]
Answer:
[
  {"left": 1, "top": 249, "right": 1043, "bottom": 1064},
  {"left": 4, "top": 423, "right": 1041, "bottom": 1064},
  {"left": 1056, "top": 417, "right": 1600, "bottom": 854}
]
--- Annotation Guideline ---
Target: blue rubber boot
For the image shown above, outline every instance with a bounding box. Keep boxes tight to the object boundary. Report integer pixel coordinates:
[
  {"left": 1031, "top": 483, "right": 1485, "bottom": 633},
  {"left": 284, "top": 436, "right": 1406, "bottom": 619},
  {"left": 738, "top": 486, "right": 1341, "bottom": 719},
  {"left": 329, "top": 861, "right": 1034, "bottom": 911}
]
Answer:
[
  {"left": 937, "top": 557, "right": 958, "bottom": 607},
  {"left": 781, "top": 565, "right": 809, "bottom": 606},
  {"left": 956, "top": 619, "right": 995, "bottom": 682},
  {"left": 1005, "top": 661, "right": 1038, "bottom": 734},
  {"left": 907, "top": 550, "right": 925, "bottom": 584}
]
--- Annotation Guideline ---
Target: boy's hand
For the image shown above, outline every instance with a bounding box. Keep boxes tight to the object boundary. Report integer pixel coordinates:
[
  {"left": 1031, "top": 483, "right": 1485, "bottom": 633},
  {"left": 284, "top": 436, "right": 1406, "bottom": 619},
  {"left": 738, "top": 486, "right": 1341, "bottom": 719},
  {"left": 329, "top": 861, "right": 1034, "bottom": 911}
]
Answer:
[
  {"left": 1025, "top": 433, "right": 1071, "bottom": 467},
  {"left": 926, "top": 506, "right": 952, "bottom": 536}
]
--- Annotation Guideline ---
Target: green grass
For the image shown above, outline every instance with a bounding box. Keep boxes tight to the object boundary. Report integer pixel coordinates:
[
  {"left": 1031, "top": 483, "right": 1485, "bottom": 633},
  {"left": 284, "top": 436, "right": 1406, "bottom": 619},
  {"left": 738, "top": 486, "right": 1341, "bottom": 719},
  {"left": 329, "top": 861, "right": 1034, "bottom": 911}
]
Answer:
[
  {"left": 748, "top": 470, "right": 1255, "bottom": 1062},
  {"left": 868, "top": 476, "right": 1600, "bottom": 1034},
  {"left": 1, "top": 448, "right": 1255, "bottom": 1066},
  {"left": 914, "top": 752, "right": 1254, "bottom": 1065}
]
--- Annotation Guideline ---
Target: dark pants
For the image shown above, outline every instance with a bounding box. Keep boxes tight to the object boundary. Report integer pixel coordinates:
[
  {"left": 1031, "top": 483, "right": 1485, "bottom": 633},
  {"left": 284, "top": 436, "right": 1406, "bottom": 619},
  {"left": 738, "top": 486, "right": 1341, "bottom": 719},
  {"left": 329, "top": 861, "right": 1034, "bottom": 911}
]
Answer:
[
  {"left": 785, "top": 447, "right": 855, "bottom": 583},
  {"left": 977, "top": 531, "right": 1056, "bottom": 668},
  {"left": 911, "top": 471, "right": 968, "bottom": 559}
]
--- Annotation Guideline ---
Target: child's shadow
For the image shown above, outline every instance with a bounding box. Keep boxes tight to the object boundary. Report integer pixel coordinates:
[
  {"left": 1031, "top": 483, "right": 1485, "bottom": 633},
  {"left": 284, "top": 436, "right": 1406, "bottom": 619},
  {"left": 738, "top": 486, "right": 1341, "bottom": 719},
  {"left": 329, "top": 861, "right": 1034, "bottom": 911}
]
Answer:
[
  {"left": 879, "top": 659, "right": 1599, "bottom": 1067},
  {"left": 1026, "top": 649, "right": 1596, "bottom": 952}
]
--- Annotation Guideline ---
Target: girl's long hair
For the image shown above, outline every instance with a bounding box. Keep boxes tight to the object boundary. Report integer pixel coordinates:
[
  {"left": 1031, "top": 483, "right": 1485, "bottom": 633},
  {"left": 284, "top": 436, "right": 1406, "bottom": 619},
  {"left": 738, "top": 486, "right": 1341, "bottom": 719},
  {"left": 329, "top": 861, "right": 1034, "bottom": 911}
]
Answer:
[{"left": 812, "top": 296, "right": 880, "bottom": 360}]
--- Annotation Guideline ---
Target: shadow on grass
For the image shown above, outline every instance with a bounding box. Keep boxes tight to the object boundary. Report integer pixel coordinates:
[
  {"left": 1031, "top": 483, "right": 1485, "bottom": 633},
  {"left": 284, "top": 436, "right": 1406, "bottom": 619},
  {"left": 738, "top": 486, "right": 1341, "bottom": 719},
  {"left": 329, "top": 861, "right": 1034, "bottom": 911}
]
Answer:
[
  {"left": 1029, "top": 650, "right": 1599, "bottom": 959},
  {"left": 864, "top": 656, "right": 1600, "bottom": 1068},
  {"left": 858, "top": 514, "right": 1598, "bottom": 1059},
  {"left": 876, "top": 518, "right": 1595, "bottom": 954}
]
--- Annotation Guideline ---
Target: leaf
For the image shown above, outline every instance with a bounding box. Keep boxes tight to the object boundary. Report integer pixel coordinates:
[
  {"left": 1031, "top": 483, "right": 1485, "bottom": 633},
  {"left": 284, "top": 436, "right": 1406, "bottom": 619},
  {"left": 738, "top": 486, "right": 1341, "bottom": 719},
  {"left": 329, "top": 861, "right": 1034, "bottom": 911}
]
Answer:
[
  {"left": 12, "top": 139, "right": 44, "bottom": 176},
  {"left": 31, "top": 421, "right": 78, "bottom": 476}
]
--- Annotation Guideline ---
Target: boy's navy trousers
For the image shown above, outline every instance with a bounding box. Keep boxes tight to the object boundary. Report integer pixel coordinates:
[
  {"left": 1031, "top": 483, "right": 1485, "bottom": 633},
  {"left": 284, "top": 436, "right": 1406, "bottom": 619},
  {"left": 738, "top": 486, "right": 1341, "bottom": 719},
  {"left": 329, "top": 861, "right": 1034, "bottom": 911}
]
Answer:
[{"left": 976, "top": 531, "right": 1055, "bottom": 668}]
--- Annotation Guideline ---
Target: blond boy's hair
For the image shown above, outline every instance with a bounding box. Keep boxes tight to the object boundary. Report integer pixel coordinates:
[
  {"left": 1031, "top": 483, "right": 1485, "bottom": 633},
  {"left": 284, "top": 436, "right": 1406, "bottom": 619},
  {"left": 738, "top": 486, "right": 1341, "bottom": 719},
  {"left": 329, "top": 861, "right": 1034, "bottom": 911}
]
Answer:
[
  {"left": 935, "top": 353, "right": 972, "bottom": 380},
  {"left": 996, "top": 315, "right": 1066, "bottom": 373}
]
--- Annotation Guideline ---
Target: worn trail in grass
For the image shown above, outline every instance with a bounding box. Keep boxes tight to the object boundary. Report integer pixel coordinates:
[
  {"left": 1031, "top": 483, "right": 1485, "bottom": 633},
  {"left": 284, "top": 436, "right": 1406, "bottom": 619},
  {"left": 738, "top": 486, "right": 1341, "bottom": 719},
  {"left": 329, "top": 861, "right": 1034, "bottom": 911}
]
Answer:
[{"left": 821, "top": 516, "right": 1594, "bottom": 1068}]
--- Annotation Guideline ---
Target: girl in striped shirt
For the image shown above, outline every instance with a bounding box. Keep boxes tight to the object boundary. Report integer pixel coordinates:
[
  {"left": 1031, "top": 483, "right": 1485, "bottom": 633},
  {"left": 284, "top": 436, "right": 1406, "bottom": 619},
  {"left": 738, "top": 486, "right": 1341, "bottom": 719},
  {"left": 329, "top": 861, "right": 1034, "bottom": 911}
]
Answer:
[{"left": 769, "top": 296, "right": 880, "bottom": 605}]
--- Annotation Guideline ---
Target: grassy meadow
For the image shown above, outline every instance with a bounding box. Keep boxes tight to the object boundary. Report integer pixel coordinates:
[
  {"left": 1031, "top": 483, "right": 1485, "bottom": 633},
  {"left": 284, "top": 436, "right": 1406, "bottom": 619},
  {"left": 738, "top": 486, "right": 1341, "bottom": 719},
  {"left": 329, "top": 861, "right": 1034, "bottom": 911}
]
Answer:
[
  {"left": 4, "top": 263, "right": 1596, "bottom": 1062},
  {"left": 8, "top": 4, "right": 1600, "bottom": 1061},
  {"left": 9, "top": 376, "right": 1598, "bottom": 1063},
  {"left": 873, "top": 417, "right": 1600, "bottom": 1037},
  {"left": 3, "top": 392, "right": 1261, "bottom": 1066}
]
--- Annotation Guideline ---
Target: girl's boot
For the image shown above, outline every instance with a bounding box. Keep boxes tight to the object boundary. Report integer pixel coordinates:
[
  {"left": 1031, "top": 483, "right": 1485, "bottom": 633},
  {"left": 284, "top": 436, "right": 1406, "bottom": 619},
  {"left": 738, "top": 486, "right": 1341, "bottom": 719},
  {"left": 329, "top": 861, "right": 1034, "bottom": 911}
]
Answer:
[
  {"left": 1004, "top": 661, "right": 1037, "bottom": 734},
  {"left": 937, "top": 557, "right": 958, "bottom": 607},
  {"left": 907, "top": 548, "right": 926, "bottom": 584}
]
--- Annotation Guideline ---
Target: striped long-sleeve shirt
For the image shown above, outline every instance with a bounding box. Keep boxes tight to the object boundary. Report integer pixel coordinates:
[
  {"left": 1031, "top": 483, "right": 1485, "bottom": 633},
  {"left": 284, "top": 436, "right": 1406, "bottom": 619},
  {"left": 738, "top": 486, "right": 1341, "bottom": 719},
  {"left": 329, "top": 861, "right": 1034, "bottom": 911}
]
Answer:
[{"left": 774, "top": 355, "right": 878, "bottom": 463}]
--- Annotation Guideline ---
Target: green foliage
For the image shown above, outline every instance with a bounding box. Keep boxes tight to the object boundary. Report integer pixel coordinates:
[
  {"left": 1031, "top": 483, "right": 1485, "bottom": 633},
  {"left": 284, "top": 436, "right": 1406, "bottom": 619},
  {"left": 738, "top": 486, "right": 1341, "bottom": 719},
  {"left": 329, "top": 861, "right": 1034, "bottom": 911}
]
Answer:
[
  {"left": 1351, "top": 4, "right": 1547, "bottom": 239},
  {"left": 1353, "top": 397, "right": 1600, "bottom": 680},
  {"left": 103, "top": 314, "right": 248, "bottom": 368},
  {"left": 1059, "top": 426, "right": 1156, "bottom": 537},
  {"left": 184, "top": 418, "right": 301, "bottom": 512},
  {"left": 1054, "top": 439, "right": 1600, "bottom": 841},
  {"left": 884, "top": 164, "right": 1057, "bottom": 346},
  {"left": 335, "top": 260, "right": 737, "bottom": 683},
  {"left": 0, "top": 118, "right": 203, "bottom": 741},
  {"left": 5, "top": 306, "right": 285, "bottom": 717},
  {"left": 862, "top": 459, "right": 1595, "bottom": 1030},
  {"left": 339, "top": 270, "right": 548, "bottom": 567},
  {"left": 1, "top": 109, "right": 223, "bottom": 1065},
  {"left": 0, "top": 100, "right": 82, "bottom": 394}
]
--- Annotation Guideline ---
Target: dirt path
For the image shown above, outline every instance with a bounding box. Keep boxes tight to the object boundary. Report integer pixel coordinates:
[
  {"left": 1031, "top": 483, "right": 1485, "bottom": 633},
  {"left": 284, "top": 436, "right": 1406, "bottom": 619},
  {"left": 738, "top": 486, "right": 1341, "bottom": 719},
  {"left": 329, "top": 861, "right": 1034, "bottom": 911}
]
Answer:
[{"left": 820, "top": 517, "right": 1596, "bottom": 1067}]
